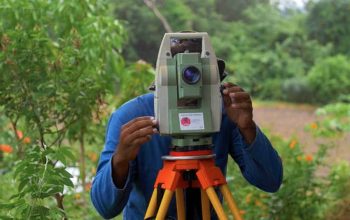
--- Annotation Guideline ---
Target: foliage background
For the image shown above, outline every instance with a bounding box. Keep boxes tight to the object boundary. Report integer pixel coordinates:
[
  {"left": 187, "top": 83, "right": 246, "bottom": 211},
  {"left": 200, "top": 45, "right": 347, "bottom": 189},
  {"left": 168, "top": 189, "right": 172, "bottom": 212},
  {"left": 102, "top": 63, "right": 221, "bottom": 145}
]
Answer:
[{"left": 0, "top": 0, "right": 349, "bottom": 219}]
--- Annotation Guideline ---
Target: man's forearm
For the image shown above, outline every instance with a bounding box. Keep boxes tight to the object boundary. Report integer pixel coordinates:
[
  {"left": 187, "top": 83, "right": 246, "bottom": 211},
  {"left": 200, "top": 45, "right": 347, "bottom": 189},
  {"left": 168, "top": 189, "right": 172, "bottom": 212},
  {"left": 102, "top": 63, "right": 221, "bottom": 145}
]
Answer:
[
  {"left": 241, "top": 127, "right": 283, "bottom": 192},
  {"left": 91, "top": 153, "right": 131, "bottom": 219},
  {"left": 239, "top": 121, "right": 256, "bottom": 145},
  {"left": 112, "top": 153, "right": 129, "bottom": 188}
]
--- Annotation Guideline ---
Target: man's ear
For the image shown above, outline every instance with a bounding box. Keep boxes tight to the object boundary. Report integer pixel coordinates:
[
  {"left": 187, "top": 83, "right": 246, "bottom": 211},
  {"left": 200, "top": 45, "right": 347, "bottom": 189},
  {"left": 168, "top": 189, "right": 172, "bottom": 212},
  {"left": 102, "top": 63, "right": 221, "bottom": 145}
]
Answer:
[
  {"left": 149, "top": 81, "right": 155, "bottom": 91},
  {"left": 217, "top": 59, "right": 228, "bottom": 82}
]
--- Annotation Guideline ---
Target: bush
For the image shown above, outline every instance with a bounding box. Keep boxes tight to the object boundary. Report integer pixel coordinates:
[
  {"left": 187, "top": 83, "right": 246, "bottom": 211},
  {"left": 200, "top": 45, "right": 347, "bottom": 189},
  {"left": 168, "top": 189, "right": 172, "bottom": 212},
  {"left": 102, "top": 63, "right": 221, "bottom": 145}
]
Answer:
[
  {"left": 310, "top": 102, "right": 350, "bottom": 138},
  {"left": 324, "top": 161, "right": 350, "bottom": 220},
  {"left": 307, "top": 55, "right": 350, "bottom": 104},
  {"left": 226, "top": 133, "right": 350, "bottom": 219},
  {"left": 282, "top": 77, "right": 313, "bottom": 103},
  {"left": 224, "top": 102, "right": 350, "bottom": 219},
  {"left": 115, "top": 60, "right": 155, "bottom": 106},
  {"left": 227, "top": 134, "right": 328, "bottom": 219}
]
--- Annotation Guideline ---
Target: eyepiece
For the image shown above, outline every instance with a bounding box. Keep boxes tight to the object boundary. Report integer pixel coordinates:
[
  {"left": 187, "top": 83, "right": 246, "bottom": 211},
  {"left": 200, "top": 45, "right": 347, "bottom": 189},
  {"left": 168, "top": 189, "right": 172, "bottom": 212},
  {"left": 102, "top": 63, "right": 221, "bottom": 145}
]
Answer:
[{"left": 182, "top": 66, "right": 201, "bottom": 84}]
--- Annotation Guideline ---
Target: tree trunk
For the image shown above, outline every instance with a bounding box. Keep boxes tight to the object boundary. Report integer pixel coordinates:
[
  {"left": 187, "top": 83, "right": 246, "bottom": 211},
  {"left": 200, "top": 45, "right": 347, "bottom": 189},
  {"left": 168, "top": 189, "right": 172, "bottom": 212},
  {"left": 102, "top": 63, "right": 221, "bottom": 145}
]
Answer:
[
  {"left": 55, "top": 193, "right": 67, "bottom": 220},
  {"left": 11, "top": 120, "right": 24, "bottom": 159}
]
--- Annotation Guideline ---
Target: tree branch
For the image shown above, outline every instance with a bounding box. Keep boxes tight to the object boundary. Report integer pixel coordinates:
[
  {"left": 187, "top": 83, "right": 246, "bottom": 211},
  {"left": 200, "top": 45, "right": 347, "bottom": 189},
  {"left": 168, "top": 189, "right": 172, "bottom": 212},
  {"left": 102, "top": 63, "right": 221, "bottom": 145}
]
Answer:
[
  {"left": 55, "top": 193, "right": 67, "bottom": 220},
  {"left": 144, "top": 0, "right": 173, "bottom": 32}
]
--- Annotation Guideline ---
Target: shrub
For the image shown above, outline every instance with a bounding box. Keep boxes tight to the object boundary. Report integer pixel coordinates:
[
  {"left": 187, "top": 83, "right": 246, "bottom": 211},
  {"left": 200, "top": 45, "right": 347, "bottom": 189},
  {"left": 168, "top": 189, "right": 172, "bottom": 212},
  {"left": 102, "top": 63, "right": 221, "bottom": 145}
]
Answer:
[
  {"left": 227, "top": 134, "right": 329, "bottom": 220},
  {"left": 115, "top": 60, "right": 155, "bottom": 106},
  {"left": 282, "top": 77, "right": 313, "bottom": 103},
  {"left": 311, "top": 103, "right": 350, "bottom": 138},
  {"left": 225, "top": 102, "right": 350, "bottom": 219},
  {"left": 307, "top": 55, "right": 350, "bottom": 104},
  {"left": 323, "top": 161, "right": 350, "bottom": 220}
]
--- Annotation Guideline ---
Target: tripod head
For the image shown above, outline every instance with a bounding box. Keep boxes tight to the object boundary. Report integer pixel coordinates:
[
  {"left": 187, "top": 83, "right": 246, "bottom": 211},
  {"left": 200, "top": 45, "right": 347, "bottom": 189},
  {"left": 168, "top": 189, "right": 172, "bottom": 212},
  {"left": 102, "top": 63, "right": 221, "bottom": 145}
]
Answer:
[{"left": 154, "top": 32, "right": 222, "bottom": 151}]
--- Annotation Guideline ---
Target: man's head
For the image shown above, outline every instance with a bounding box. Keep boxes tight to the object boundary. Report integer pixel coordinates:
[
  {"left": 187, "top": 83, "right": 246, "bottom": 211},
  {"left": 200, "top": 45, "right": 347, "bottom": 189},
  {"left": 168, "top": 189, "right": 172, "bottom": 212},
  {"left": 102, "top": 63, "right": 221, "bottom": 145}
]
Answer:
[
  {"left": 170, "top": 32, "right": 227, "bottom": 81},
  {"left": 170, "top": 38, "right": 202, "bottom": 56}
]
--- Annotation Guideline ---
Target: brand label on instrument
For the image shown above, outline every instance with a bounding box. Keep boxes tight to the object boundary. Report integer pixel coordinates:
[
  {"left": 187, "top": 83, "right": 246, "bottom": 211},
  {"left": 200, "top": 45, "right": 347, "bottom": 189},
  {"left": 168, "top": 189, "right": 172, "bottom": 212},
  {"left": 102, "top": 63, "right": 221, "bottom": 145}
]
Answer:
[{"left": 179, "top": 113, "right": 204, "bottom": 130}]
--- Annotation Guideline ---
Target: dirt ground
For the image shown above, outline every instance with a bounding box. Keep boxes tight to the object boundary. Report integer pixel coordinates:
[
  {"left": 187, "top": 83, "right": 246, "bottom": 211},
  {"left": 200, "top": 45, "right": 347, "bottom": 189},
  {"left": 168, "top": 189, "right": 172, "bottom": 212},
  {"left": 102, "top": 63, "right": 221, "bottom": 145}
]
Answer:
[{"left": 253, "top": 103, "right": 350, "bottom": 163}]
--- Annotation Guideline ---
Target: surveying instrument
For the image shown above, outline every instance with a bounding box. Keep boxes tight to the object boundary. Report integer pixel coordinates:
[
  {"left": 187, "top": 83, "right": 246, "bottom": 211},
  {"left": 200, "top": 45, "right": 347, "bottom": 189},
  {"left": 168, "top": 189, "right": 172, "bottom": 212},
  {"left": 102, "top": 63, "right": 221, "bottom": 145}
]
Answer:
[{"left": 145, "top": 32, "right": 243, "bottom": 220}]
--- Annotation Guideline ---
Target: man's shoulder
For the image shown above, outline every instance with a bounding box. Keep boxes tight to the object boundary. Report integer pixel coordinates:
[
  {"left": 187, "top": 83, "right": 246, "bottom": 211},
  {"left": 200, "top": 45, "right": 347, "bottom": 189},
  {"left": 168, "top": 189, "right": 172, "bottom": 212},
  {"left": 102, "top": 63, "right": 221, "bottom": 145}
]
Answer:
[
  {"left": 120, "top": 93, "right": 154, "bottom": 108},
  {"left": 137, "top": 93, "right": 154, "bottom": 104},
  {"left": 112, "top": 93, "right": 154, "bottom": 120}
]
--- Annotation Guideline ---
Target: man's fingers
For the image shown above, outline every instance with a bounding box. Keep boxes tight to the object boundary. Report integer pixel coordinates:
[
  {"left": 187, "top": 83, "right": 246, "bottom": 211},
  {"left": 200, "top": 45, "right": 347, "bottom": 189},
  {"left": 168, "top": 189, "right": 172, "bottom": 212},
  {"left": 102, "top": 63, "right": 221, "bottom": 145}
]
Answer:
[
  {"left": 230, "top": 102, "right": 253, "bottom": 110},
  {"left": 223, "top": 89, "right": 250, "bottom": 107},
  {"left": 223, "top": 82, "right": 237, "bottom": 87},
  {"left": 122, "top": 116, "right": 156, "bottom": 130},
  {"left": 125, "top": 135, "right": 151, "bottom": 159},
  {"left": 223, "top": 94, "right": 232, "bottom": 107},
  {"left": 222, "top": 85, "right": 244, "bottom": 95},
  {"left": 122, "top": 117, "right": 157, "bottom": 135},
  {"left": 130, "top": 135, "right": 152, "bottom": 146},
  {"left": 229, "top": 92, "right": 250, "bottom": 102},
  {"left": 123, "top": 126, "right": 157, "bottom": 145}
]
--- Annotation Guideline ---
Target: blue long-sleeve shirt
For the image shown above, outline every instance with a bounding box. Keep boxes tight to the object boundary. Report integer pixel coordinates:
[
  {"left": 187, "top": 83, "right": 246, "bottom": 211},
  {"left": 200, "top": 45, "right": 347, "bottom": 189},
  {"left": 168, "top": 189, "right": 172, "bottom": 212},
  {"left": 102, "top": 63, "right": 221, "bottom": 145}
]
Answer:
[{"left": 91, "top": 93, "right": 283, "bottom": 219}]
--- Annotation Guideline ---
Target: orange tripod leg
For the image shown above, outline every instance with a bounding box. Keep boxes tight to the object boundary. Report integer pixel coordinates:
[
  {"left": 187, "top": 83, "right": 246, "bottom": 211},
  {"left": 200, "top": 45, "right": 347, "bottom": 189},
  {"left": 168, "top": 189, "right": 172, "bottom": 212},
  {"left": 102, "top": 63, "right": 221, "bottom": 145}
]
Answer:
[
  {"left": 220, "top": 185, "right": 243, "bottom": 220},
  {"left": 145, "top": 189, "right": 158, "bottom": 219},
  {"left": 144, "top": 151, "right": 243, "bottom": 220},
  {"left": 206, "top": 187, "right": 228, "bottom": 220},
  {"left": 176, "top": 189, "right": 185, "bottom": 220},
  {"left": 196, "top": 158, "right": 242, "bottom": 220},
  {"left": 201, "top": 189, "right": 210, "bottom": 220},
  {"left": 156, "top": 189, "right": 174, "bottom": 220}
]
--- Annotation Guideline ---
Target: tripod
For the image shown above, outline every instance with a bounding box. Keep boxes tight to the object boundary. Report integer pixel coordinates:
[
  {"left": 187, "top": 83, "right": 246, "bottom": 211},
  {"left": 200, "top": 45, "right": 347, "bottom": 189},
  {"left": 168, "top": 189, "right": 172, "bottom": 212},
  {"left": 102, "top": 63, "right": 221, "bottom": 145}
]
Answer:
[{"left": 144, "top": 149, "right": 243, "bottom": 220}]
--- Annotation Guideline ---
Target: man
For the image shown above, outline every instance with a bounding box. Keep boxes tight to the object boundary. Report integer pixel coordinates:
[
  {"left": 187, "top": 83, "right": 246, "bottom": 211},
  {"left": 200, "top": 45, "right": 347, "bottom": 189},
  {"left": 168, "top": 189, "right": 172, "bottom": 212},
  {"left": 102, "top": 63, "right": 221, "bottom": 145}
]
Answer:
[{"left": 91, "top": 39, "right": 283, "bottom": 219}]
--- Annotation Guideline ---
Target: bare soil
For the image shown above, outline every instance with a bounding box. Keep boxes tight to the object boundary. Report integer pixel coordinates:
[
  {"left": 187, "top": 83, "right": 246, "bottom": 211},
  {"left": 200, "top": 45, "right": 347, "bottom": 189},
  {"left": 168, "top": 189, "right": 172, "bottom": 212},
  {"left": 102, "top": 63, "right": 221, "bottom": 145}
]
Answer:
[{"left": 253, "top": 103, "right": 350, "bottom": 163}]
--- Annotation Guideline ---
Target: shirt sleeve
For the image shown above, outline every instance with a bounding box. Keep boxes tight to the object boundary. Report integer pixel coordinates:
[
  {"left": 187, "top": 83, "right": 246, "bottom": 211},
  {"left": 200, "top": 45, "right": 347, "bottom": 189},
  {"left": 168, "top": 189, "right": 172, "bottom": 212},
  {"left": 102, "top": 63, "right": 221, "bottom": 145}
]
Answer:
[
  {"left": 229, "top": 125, "right": 283, "bottom": 192},
  {"left": 90, "top": 111, "right": 136, "bottom": 219}
]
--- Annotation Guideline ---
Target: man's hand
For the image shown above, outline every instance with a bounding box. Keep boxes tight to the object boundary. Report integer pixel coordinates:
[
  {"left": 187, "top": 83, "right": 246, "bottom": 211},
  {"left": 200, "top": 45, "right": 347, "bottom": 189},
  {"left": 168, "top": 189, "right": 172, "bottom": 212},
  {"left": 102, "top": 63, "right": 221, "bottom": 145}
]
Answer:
[
  {"left": 222, "top": 82, "right": 256, "bottom": 144},
  {"left": 112, "top": 116, "right": 158, "bottom": 188}
]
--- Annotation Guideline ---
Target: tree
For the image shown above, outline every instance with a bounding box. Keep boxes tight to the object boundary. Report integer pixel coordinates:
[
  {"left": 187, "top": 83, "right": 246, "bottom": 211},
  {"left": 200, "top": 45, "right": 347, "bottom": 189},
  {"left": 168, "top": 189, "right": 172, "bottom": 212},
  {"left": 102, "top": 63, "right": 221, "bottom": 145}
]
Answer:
[
  {"left": 306, "top": 0, "right": 350, "bottom": 55},
  {"left": 113, "top": 0, "right": 231, "bottom": 64},
  {"left": 114, "top": 0, "right": 166, "bottom": 64},
  {"left": 0, "top": 0, "right": 124, "bottom": 218},
  {"left": 218, "top": 4, "right": 332, "bottom": 102},
  {"left": 215, "top": 0, "right": 269, "bottom": 21}
]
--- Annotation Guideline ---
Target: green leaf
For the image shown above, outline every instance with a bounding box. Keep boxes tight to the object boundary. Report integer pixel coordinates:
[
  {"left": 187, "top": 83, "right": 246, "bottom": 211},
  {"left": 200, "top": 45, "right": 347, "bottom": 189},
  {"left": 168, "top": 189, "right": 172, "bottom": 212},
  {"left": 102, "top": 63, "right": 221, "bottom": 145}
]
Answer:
[
  {"left": 0, "top": 215, "right": 13, "bottom": 220},
  {"left": 56, "top": 167, "right": 73, "bottom": 179},
  {"left": 61, "top": 176, "right": 74, "bottom": 188},
  {"left": 18, "top": 178, "right": 30, "bottom": 192},
  {"left": 59, "top": 146, "right": 76, "bottom": 162},
  {"left": 13, "top": 161, "right": 29, "bottom": 179}
]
